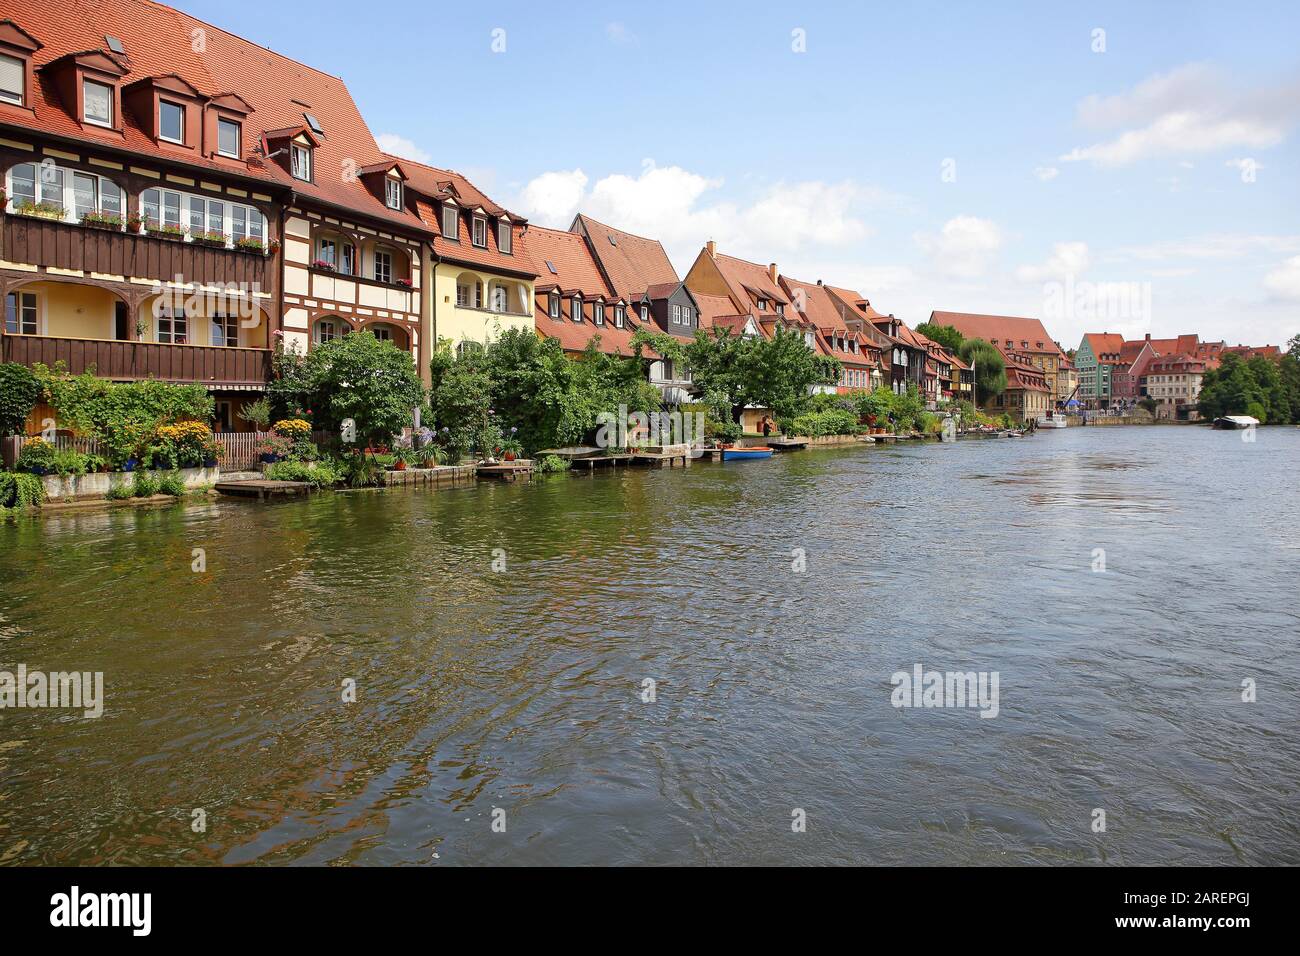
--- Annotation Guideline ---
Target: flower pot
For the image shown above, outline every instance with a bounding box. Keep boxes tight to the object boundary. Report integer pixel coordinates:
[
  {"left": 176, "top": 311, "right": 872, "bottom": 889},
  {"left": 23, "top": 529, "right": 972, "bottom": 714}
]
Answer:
[
  {"left": 393, "top": 461, "right": 407, "bottom": 471},
  {"left": 259, "top": 453, "right": 279, "bottom": 463},
  {"left": 202, "top": 458, "right": 218, "bottom": 468},
  {"left": 503, "top": 451, "right": 517, "bottom": 462},
  {"left": 27, "top": 466, "right": 48, "bottom": 476},
  {"left": 124, "top": 458, "right": 138, "bottom": 472}
]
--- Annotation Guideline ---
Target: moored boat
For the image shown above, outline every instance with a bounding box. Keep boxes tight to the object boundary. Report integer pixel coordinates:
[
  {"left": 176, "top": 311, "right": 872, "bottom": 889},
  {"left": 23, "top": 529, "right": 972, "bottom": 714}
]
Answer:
[
  {"left": 721, "top": 446, "right": 774, "bottom": 460},
  {"left": 1037, "top": 411, "right": 1068, "bottom": 428},
  {"left": 1212, "top": 415, "right": 1260, "bottom": 429}
]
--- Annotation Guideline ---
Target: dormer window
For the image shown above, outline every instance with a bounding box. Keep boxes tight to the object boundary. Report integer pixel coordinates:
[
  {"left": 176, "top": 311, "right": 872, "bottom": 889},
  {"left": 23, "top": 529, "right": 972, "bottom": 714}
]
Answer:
[
  {"left": 385, "top": 177, "right": 402, "bottom": 210},
  {"left": 757, "top": 299, "right": 767, "bottom": 311},
  {"left": 291, "top": 143, "right": 312, "bottom": 181},
  {"left": 548, "top": 293, "right": 560, "bottom": 318},
  {"left": 0, "top": 53, "right": 23, "bottom": 105},
  {"left": 498, "top": 220, "right": 512, "bottom": 254},
  {"left": 594, "top": 301, "right": 605, "bottom": 325},
  {"left": 159, "top": 100, "right": 184, "bottom": 143},
  {"left": 217, "top": 117, "right": 241, "bottom": 158},
  {"left": 441, "top": 204, "right": 459, "bottom": 240},
  {"left": 83, "top": 79, "right": 113, "bottom": 127},
  {"left": 472, "top": 215, "right": 487, "bottom": 248},
  {"left": 571, "top": 295, "right": 582, "bottom": 322},
  {"left": 776, "top": 303, "right": 785, "bottom": 316},
  {"left": 615, "top": 305, "right": 625, "bottom": 328},
  {"left": 640, "top": 304, "right": 649, "bottom": 323}
]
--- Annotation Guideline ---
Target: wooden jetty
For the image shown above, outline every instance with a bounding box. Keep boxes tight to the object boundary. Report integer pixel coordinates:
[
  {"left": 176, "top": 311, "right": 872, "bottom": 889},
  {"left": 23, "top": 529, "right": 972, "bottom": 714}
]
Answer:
[
  {"left": 385, "top": 465, "right": 477, "bottom": 488},
  {"left": 767, "top": 438, "right": 808, "bottom": 452},
  {"left": 215, "top": 479, "right": 313, "bottom": 500},
  {"left": 475, "top": 460, "right": 534, "bottom": 482}
]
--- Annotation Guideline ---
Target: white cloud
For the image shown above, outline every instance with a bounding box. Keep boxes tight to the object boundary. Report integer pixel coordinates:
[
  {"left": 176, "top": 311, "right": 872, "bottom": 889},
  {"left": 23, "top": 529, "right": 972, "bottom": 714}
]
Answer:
[
  {"left": 1015, "top": 241, "right": 1090, "bottom": 282},
  {"left": 915, "top": 216, "right": 1003, "bottom": 279},
  {"left": 1033, "top": 166, "right": 1059, "bottom": 181},
  {"left": 1264, "top": 255, "right": 1300, "bottom": 299},
  {"left": 375, "top": 133, "right": 432, "bottom": 165},
  {"left": 1060, "top": 64, "right": 1300, "bottom": 166},
  {"left": 606, "top": 22, "right": 637, "bottom": 45},
  {"left": 518, "top": 169, "right": 589, "bottom": 224},
  {"left": 1109, "top": 234, "right": 1300, "bottom": 263},
  {"left": 514, "top": 159, "right": 881, "bottom": 272}
]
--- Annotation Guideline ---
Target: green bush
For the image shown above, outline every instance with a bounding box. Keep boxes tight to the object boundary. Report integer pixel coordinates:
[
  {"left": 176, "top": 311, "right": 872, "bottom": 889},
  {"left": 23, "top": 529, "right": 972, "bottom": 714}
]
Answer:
[
  {"left": 0, "top": 362, "right": 40, "bottom": 436},
  {"left": 104, "top": 480, "right": 134, "bottom": 501},
  {"left": 132, "top": 473, "right": 161, "bottom": 497},
  {"left": 0, "top": 472, "right": 45, "bottom": 510},
  {"left": 789, "top": 409, "right": 860, "bottom": 437},
  {"left": 534, "top": 454, "right": 571, "bottom": 474},
  {"left": 15, "top": 437, "right": 57, "bottom": 473},
  {"left": 264, "top": 459, "right": 341, "bottom": 489},
  {"left": 156, "top": 471, "right": 188, "bottom": 497}
]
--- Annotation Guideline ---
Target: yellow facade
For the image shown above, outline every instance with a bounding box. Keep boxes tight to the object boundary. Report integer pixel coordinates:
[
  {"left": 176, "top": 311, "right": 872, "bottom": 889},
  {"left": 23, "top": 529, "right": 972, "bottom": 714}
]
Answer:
[{"left": 430, "top": 261, "right": 533, "bottom": 352}]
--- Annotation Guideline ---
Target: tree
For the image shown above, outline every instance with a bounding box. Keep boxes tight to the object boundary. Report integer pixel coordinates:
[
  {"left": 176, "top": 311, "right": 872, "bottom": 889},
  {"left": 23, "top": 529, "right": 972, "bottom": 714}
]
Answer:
[
  {"left": 479, "top": 328, "right": 574, "bottom": 452},
  {"left": 685, "top": 328, "right": 750, "bottom": 420},
  {"left": 303, "top": 331, "right": 424, "bottom": 446},
  {"left": 1198, "top": 352, "right": 1266, "bottom": 421},
  {"left": 427, "top": 340, "right": 492, "bottom": 461},
  {"left": 915, "top": 322, "right": 964, "bottom": 353},
  {"left": 957, "top": 338, "right": 1007, "bottom": 404},
  {"left": 739, "top": 326, "right": 842, "bottom": 421},
  {"left": 0, "top": 362, "right": 40, "bottom": 436}
]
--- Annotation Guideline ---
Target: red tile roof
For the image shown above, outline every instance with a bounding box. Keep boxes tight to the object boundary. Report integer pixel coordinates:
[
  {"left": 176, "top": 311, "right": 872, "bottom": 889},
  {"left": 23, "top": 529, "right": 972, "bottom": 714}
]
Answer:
[
  {"left": 526, "top": 224, "right": 647, "bottom": 357},
  {"left": 574, "top": 214, "right": 679, "bottom": 299},
  {"left": 709, "top": 253, "right": 791, "bottom": 314},
  {"left": 5, "top": 0, "right": 428, "bottom": 233},
  {"left": 1083, "top": 333, "right": 1126, "bottom": 361},
  {"left": 931, "top": 311, "right": 1066, "bottom": 358}
]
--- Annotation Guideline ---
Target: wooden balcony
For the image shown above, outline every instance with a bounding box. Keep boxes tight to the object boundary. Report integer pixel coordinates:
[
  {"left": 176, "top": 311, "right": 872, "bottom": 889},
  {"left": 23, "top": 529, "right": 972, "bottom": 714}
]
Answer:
[
  {"left": 1, "top": 333, "right": 271, "bottom": 388},
  {"left": 2, "top": 215, "right": 271, "bottom": 289}
]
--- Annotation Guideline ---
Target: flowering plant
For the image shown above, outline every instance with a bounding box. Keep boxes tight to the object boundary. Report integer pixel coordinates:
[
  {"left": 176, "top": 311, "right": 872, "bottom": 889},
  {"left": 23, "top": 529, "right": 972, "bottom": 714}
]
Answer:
[
  {"left": 312, "top": 258, "right": 336, "bottom": 272},
  {"left": 272, "top": 418, "right": 312, "bottom": 439}
]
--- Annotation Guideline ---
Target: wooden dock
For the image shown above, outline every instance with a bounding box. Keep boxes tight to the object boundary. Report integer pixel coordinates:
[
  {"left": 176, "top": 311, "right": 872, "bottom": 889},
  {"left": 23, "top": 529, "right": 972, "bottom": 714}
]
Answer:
[
  {"left": 767, "top": 439, "right": 808, "bottom": 452},
  {"left": 475, "top": 460, "right": 534, "bottom": 482},
  {"left": 385, "top": 465, "right": 477, "bottom": 488},
  {"left": 215, "top": 479, "right": 313, "bottom": 500}
]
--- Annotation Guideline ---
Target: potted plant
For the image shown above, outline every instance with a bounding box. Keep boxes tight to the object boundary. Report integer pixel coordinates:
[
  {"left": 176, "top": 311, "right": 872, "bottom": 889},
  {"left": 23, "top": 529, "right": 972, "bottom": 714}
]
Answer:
[
  {"left": 234, "top": 236, "right": 267, "bottom": 255},
  {"left": 255, "top": 434, "right": 291, "bottom": 463},
  {"left": 240, "top": 397, "right": 272, "bottom": 433},
  {"left": 15, "top": 199, "right": 65, "bottom": 220},
  {"left": 312, "top": 258, "right": 337, "bottom": 273},
  {"left": 393, "top": 277, "right": 412, "bottom": 288},
  {"left": 192, "top": 230, "right": 228, "bottom": 249},
  {"left": 500, "top": 429, "right": 522, "bottom": 462},
  {"left": 126, "top": 212, "right": 145, "bottom": 234},
  {"left": 15, "top": 437, "right": 56, "bottom": 476},
  {"left": 268, "top": 239, "right": 282, "bottom": 256}
]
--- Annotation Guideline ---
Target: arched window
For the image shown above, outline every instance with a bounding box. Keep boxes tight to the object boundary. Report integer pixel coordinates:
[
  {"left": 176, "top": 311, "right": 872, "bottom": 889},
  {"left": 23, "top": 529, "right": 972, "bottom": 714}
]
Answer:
[
  {"left": 313, "top": 317, "right": 345, "bottom": 344},
  {"left": 7, "top": 162, "right": 123, "bottom": 223}
]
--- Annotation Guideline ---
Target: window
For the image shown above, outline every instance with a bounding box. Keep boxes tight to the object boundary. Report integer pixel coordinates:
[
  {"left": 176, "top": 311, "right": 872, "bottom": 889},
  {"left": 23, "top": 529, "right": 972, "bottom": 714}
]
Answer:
[
  {"left": 374, "top": 249, "right": 393, "bottom": 284},
  {"left": 571, "top": 295, "right": 582, "bottom": 322},
  {"left": 615, "top": 306, "right": 625, "bottom": 328},
  {"left": 457, "top": 279, "right": 482, "bottom": 309},
  {"left": 317, "top": 237, "right": 336, "bottom": 268},
  {"left": 385, "top": 177, "right": 402, "bottom": 210},
  {"left": 340, "top": 243, "right": 356, "bottom": 276},
  {"left": 9, "top": 162, "right": 126, "bottom": 222},
  {"left": 142, "top": 185, "right": 263, "bottom": 244},
  {"left": 156, "top": 306, "right": 187, "bottom": 344},
  {"left": 776, "top": 303, "right": 785, "bottom": 316},
  {"left": 210, "top": 313, "right": 238, "bottom": 347},
  {"left": 594, "top": 302, "right": 605, "bottom": 325},
  {"left": 498, "top": 221, "right": 512, "bottom": 254},
  {"left": 159, "top": 100, "right": 184, "bottom": 143},
  {"left": 371, "top": 325, "right": 394, "bottom": 343},
  {"left": 291, "top": 143, "right": 312, "bottom": 181},
  {"left": 83, "top": 80, "right": 113, "bottom": 127},
  {"left": 472, "top": 216, "right": 487, "bottom": 248},
  {"left": 0, "top": 53, "right": 23, "bottom": 106},
  {"left": 217, "top": 118, "right": 241, "bottom": 158},
  {"left": 442, "top": 205, "right": 459, "bottom": 240},
  {"left": 757, "top": 299, "right": 767, "bottom": 311},
  {"left": 72, "top": 172, "right": 98, "bottom": 220},
  {"left": 5, "top": 291, "right": 38, "bottom": 334},
  {"left": 490, "top": 285, "right": 508, "bottom": 313},
  {"left": 672, "top": 304, "right": 681, "bottom": 323},
  {"left": 548, "top": 293, "right": 560, "bottom": 318},
  {"left": 314, "top": 319, "right": 340, "bottom": 344},
  {"left": 640, "top": 304, "right": 649, "bottom": 323}
]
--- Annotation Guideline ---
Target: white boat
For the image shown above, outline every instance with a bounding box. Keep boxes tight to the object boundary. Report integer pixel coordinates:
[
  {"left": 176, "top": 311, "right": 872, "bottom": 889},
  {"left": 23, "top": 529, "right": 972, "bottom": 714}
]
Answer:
[
  {"left": 1037, "top": 411, "right": 1068, "bottom": 428},
  {"left": 1212, "top": 415, "right": 1259, "bottom": 430}
]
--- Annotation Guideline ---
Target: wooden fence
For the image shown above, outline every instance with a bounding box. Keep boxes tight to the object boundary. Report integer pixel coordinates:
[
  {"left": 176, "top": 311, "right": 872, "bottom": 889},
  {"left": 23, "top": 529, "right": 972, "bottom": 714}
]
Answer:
[
  {"left": 2, "top": 431, "right": 265, "bottom": 470},
  {"left": 2, "top": 433, "right": 101, "bottom": 469}
]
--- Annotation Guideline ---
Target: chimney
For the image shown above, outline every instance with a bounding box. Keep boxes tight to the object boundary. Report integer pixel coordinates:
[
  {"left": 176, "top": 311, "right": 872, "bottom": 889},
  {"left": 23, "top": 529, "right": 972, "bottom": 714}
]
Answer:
[
  {"left": 768, "top": 263, "right": 779, "bottom": 283},
  {"left": 817, "top": 279, "right": 823, "bottom": 286},
  {"left": 1145, "top": 333, "right": 1151, "bottom": 341},
  {"left": 706, "top": 240, "right": 716, "bottom": 258}
]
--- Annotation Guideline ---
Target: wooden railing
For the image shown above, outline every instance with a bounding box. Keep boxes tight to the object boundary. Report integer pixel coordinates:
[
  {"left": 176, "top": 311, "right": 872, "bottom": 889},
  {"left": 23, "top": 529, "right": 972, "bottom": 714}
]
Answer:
[
  {"left": 1, "top": 333, "right": 272, "bottom": 387},
  {"left": 2, "top": 215, "right": 271, "bottom": 289}
]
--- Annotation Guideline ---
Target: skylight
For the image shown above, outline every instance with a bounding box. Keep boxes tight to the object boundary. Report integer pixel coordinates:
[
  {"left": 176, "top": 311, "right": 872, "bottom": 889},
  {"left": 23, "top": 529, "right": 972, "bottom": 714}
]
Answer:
[
  {"left": 546, "top": 261, "right": 558, "bottom": 275},
  {"left": 105, "top": 35, "right": 125, "bottom": 54},
  {"left": 303, "top": 112, "right": 324, "bottom": 134},
  {"left": 608, "top": 234, "right": 617, "bottom": 246}
]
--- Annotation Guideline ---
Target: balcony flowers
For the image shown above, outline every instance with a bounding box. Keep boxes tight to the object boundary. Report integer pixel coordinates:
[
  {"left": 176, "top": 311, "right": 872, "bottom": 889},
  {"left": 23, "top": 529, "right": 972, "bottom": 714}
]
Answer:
[
  {"left": 312, "top": 258, "right": 337, "bottom": 273},
  {"left": 144, "top": 219, "right": 187, "bottom": 241},
  {"left": 126, "top": 212, "right": 145, "bottom": 233},
  {"left": 393, "top": 277, "right": 412, "bottom": 289},
  {"left": 81, "top": 210, "right": 124, "bottom": 231},
  {"left": 192, "top": 230, "right": 229, "bottom": 249},
  {"left": 234, "top": 236, "right": 268, "bottom": 255},
  {"left": 268, "top": 239, "right": 282, "bottom": 256},
  {"left": 15, "top": 199, "right": 65, "bottom": 221}
]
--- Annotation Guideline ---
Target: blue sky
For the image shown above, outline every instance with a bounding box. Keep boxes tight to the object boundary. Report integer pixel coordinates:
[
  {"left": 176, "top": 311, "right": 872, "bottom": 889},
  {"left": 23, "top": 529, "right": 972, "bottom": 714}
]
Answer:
[{"left": 183, "top": 0, "right": 1300, "bottom": 348}]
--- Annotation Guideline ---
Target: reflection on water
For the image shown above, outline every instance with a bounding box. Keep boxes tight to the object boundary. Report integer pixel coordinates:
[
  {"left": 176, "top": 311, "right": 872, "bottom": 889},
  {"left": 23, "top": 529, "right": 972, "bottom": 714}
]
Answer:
[{"left": 1, "top": 426, "right": 1298, "bottom": 865}]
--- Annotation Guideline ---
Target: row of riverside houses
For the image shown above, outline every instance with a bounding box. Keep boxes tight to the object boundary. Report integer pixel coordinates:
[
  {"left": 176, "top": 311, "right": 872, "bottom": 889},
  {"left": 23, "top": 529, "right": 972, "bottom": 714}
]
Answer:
[
  {"left": 1073, "top": 332, "right": 1282, "bottom": 419},
  {"left": 18, "top": 0, "right": 1260, "bottom": 437}
]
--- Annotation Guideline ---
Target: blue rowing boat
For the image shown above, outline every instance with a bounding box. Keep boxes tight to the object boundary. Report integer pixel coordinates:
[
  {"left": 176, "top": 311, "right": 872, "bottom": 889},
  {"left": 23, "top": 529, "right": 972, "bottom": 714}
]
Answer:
[{"left": 721, "top": 446, "right": 774, "bottom": 461}]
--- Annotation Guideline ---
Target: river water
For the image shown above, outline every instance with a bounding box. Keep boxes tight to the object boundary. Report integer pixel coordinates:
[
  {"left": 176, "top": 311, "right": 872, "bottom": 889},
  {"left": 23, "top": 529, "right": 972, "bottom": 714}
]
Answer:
[{"left": 1, "top": 426, "right": 1297, "bottom": 865}]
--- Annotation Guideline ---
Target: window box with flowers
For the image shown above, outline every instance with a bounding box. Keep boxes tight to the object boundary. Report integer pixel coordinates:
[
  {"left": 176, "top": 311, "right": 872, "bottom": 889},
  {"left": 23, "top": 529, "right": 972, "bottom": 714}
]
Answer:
[
  {"left": 234, "top": 236, "right": 269, "bottom": 256},
  {"left": 81, "top": 210, "right": 124, "bottom": 231},
  {"left": 392, "top": 277, "right": 412, "bottom": 289},
  {"left": 312, "top": 259, "right": 336, "bottom": 273},
  {"left": 192, "top": 231, "right": 229, "bottom": 249},
  {"left": 126, "top": 213, "right": 146, "bottom": 234},
  {"left": 254, "top": 434, "right": 292, "bottom": 464},
  {"left": 145, "top": 220, "right": 187, "bottom": 242},
  {"left": 15, "top": 199, "right": 65, "bottom": 221}
]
